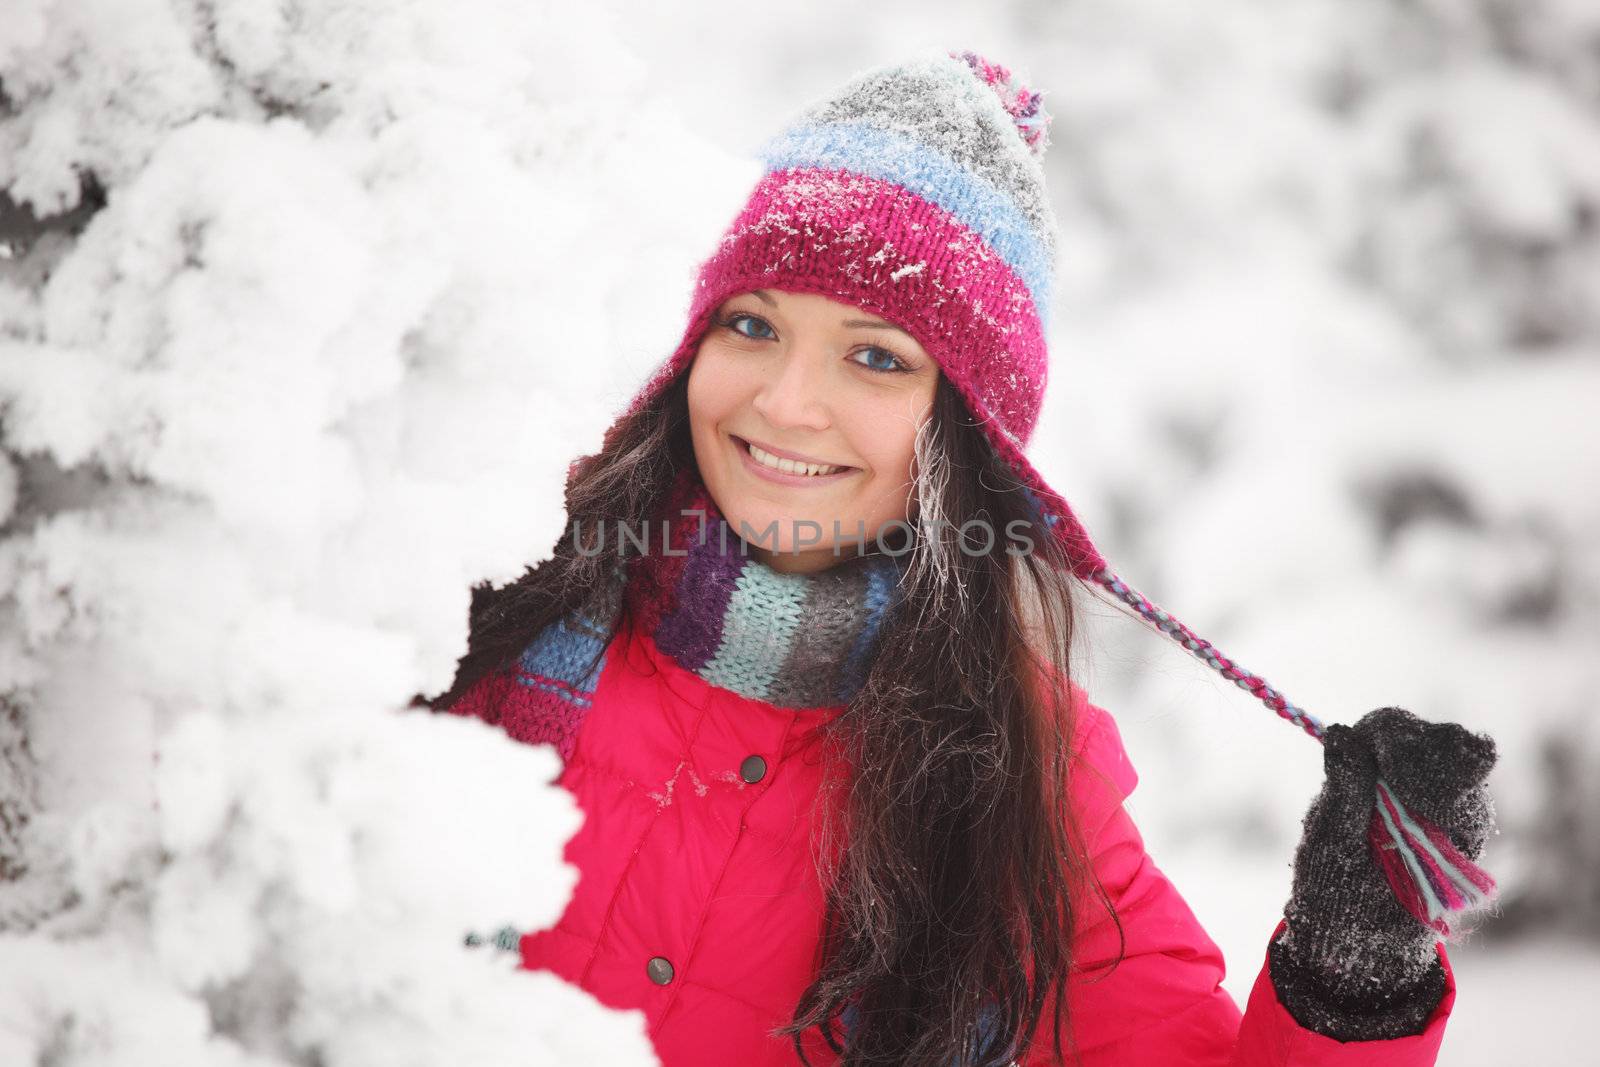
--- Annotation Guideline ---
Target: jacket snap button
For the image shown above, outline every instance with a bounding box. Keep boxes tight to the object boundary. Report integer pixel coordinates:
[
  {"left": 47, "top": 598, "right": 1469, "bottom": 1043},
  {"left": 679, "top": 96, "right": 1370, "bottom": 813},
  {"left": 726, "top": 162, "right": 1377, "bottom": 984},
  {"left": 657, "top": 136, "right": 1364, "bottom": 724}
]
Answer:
[
  {"left": 647, "top": 956, "right": 675, "bottom": 985},
  {"left": 739, "top": 754, "right": 768, "bottom": 784}
]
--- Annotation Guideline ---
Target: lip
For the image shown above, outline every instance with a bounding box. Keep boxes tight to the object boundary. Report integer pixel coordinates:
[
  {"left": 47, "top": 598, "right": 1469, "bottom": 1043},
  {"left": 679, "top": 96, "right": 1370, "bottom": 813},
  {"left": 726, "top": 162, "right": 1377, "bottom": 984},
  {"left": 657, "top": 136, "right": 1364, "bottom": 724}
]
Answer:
[
  {"left": 736, "top": 435, "right": 849, "bottom": 468},
  {"left": 732, "top": 435, "right": 858, "bottom": 487}
]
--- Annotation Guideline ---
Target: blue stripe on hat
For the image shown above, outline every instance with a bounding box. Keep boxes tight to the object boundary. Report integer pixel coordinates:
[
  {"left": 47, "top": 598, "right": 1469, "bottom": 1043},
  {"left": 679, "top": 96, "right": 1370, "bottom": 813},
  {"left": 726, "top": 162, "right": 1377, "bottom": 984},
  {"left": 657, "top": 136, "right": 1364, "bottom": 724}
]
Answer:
[{"left": 759, "top": 120, "right": 1053, "bottom": 326}]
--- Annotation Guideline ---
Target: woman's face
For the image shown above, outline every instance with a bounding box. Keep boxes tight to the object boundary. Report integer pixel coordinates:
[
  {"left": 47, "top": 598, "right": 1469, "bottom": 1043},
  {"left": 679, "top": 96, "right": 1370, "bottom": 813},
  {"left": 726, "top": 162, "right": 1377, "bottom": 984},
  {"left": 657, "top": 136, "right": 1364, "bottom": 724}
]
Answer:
[{"left": 686, "top": 288, "right": 941, "bottom": 574}]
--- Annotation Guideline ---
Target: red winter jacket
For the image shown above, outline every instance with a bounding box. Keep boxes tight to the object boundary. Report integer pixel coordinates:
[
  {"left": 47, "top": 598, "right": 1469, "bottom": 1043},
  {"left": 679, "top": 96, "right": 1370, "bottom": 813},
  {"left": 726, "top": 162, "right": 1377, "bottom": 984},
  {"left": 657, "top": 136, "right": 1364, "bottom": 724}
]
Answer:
[{"left": 452, "top": 615, "right": 1455, "bottom": 1065}]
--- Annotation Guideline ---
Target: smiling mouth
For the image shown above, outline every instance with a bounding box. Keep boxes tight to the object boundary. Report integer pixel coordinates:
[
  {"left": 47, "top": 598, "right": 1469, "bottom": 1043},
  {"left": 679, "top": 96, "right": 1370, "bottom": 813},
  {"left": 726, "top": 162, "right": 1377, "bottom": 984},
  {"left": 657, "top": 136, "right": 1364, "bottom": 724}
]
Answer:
[{"left": 734, "top": 436, "right": 856, "bottom": 478}]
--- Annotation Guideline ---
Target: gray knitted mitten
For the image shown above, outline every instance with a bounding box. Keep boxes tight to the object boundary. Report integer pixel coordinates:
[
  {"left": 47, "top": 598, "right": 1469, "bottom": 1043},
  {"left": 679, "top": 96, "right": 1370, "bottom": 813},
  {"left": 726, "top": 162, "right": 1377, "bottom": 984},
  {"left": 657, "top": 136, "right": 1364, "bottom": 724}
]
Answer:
[{"left": 1269, "top": 707, "right": 1498, "bottom": 1041}]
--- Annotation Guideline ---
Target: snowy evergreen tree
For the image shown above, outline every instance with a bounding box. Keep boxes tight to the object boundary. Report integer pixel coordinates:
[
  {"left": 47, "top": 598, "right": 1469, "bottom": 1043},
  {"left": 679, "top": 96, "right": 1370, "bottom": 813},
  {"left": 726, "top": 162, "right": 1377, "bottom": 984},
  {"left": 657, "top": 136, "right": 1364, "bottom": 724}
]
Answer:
[{"left": 0, "top": 1, "right": 752, "bottom": 1062}]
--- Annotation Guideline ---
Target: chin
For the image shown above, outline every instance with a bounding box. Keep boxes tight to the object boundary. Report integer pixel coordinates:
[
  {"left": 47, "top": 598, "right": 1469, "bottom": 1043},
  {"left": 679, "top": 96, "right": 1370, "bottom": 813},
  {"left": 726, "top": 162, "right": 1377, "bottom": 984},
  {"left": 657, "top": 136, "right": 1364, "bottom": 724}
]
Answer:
[{"left": 720, "top": 502, "right": 826, "bottom": 556}]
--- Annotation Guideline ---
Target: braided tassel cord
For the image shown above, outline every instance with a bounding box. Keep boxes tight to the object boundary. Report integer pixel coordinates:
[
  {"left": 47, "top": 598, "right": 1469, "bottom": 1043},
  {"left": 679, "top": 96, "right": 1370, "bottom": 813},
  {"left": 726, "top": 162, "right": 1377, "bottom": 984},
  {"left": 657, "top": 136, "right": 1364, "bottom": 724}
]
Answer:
[
  {"left": 1090, "top": 568, "right": 1326, "bottom": 741},
  {"left": 1369, "top": 780, "right": 1498, "bottom": 935},
  {"left": 1089, "top": 567, "right": 1496, "bottom": 935}
]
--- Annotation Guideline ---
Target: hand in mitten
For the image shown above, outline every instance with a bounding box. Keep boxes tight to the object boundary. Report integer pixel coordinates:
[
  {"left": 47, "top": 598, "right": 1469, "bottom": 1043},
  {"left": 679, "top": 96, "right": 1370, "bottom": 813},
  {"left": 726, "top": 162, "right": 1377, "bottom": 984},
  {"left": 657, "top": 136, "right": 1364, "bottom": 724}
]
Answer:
[{"left": 1269, "top": 707, "right": 1498, "bottom": 1041}]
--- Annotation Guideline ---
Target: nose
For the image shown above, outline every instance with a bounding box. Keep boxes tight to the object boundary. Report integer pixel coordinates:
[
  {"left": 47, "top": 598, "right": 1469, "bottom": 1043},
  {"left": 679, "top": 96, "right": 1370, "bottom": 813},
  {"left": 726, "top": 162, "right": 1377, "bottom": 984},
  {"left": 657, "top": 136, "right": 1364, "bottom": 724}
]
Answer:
[{"left": 751, "top": 347, "right": 831, "bottom": 431}]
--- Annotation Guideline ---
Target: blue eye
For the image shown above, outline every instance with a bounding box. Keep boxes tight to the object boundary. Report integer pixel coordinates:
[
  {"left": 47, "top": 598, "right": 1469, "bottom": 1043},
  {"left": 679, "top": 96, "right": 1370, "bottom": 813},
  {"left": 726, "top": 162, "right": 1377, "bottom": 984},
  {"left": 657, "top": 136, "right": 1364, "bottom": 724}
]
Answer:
[
  {"left": 719, "top": 312, "right": 911, "bottom": 375},
  {"left": 723, "top": 313, "right": 775, "bottom": 340},
  {"left": 850, "top": 347, "right": 910, "bottom": 374}
]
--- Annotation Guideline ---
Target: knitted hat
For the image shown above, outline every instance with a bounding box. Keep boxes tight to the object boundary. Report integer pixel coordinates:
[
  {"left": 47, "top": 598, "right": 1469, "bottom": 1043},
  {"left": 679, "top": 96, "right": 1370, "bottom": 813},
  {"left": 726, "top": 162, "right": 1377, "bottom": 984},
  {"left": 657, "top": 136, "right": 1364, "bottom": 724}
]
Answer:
[{"left": 617, "top": 48, "right": 1322, "bottom": 741}]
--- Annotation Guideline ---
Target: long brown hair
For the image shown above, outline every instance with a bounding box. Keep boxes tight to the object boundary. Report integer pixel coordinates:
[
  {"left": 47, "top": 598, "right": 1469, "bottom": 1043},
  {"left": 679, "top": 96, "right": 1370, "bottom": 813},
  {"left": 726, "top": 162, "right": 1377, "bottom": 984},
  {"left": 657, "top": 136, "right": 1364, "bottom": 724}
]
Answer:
[{"left": 418, "top": 367, "right": 1120, "bottom": 1066}]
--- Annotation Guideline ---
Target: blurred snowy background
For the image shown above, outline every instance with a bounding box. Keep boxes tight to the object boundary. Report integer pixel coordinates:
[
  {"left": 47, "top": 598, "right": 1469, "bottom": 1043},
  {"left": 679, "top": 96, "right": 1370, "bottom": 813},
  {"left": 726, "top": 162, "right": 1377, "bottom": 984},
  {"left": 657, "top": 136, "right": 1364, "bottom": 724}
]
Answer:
[{"left": 0, "top": 0, "right": 1592, "bottom": 1063}]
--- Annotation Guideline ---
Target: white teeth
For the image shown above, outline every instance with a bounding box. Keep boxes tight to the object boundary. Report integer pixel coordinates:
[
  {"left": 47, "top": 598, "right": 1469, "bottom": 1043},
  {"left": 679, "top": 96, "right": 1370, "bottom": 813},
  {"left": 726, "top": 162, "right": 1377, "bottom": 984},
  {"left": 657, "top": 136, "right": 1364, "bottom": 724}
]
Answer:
[{"left": 747, "top": 442, "right": 843, "bottom": 477}]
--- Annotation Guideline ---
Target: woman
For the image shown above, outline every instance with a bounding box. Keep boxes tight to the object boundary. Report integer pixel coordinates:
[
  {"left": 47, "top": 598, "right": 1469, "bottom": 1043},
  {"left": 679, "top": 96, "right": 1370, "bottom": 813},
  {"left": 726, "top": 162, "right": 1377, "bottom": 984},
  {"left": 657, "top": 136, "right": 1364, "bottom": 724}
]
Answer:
[{"left": 423, "top": 50, "right": 1498, "bottom": 1066}]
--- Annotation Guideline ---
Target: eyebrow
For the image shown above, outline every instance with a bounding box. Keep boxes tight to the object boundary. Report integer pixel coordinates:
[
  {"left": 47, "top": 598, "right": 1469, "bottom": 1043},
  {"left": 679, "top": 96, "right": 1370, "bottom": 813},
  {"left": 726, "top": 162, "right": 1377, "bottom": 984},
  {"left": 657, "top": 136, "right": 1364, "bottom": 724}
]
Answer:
[{"left": 748, "top": 289, "right": 909, "bottom": 334}]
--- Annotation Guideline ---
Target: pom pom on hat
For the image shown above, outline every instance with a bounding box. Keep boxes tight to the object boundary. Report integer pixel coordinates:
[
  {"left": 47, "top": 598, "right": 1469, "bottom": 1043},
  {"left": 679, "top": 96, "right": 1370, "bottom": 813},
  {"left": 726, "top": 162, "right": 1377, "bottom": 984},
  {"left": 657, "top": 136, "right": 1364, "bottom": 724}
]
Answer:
[{"left": 950, "top": 49, "right": 1052, "bottom": 156}]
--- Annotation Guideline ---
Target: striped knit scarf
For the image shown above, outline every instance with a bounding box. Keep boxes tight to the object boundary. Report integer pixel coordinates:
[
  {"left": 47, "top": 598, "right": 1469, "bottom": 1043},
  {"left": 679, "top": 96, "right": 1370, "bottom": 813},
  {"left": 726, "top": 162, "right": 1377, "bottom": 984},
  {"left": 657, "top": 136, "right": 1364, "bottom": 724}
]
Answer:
[{"left": 454, "top": 467, "right": 910, "bottom": 764}]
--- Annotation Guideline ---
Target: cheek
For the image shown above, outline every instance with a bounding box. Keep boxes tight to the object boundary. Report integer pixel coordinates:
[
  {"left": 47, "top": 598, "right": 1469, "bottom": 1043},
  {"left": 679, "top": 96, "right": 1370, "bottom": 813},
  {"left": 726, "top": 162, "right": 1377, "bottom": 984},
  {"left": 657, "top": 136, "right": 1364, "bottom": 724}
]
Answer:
[
  {"left": 863, "top": 436, "right": 916, "bottom": 487},
  {"left": 686, "top": 348, "right": 741, "bottom": 432},
  {"left": 845, "top": 395, "right": 925, "bottom": 490}
]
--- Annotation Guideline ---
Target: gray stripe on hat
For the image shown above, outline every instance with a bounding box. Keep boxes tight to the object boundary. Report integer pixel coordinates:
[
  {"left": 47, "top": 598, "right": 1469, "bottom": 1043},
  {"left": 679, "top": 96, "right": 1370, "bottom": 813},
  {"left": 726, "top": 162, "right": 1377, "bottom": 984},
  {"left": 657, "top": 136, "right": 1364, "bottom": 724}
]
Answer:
[{"left": 795, "top": 53, "right": 1057, "bottom": 257}]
